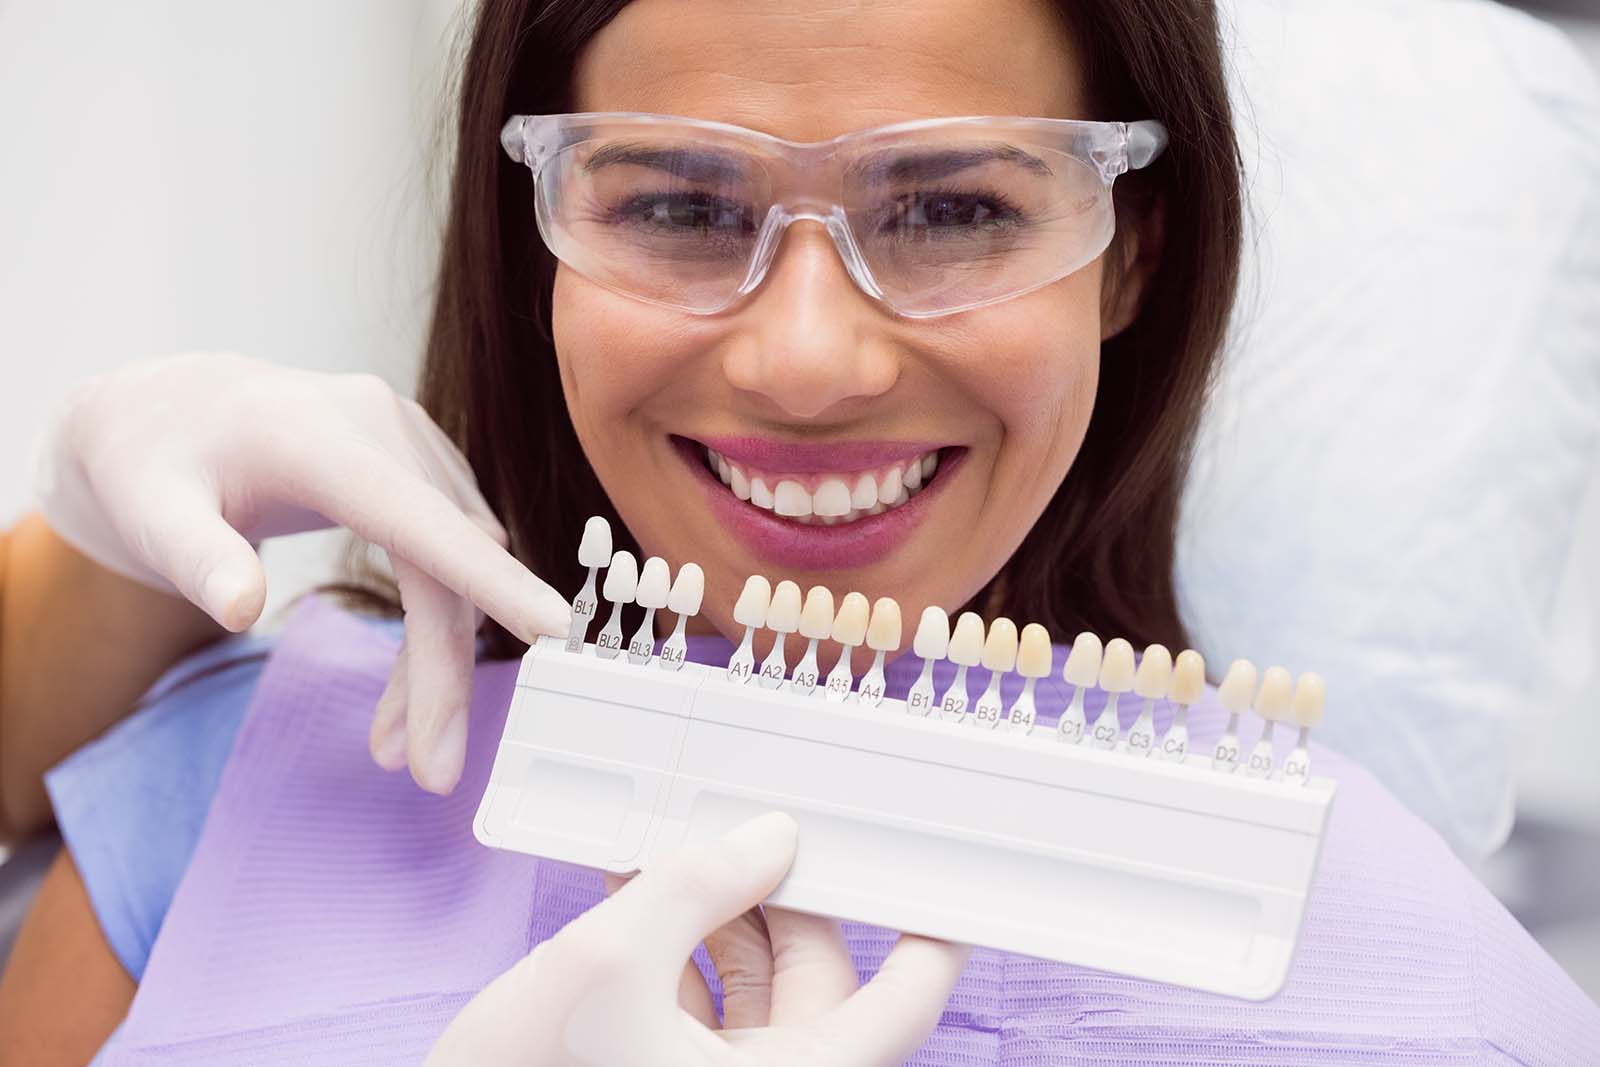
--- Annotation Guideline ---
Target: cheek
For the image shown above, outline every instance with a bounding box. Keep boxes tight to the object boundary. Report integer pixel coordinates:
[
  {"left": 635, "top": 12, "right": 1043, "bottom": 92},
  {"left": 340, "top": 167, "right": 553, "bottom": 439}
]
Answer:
[
  {"left": 551, "top": 267, "right": 702, "bottom": 435},
  {"left": 949, "top": 265, "right": 1103, "bottom": 463}
]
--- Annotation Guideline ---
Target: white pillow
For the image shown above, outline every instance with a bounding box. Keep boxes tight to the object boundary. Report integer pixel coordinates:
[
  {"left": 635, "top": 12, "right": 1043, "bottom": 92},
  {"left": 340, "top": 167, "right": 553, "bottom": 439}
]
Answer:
[{"left": 1180, "top": 0, "right": 1600, "bottom": 857}]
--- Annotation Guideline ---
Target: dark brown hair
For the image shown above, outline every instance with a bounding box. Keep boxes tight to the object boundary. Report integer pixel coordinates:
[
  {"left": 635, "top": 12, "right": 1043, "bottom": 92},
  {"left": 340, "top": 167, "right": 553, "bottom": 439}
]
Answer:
[{"left": 410, "top": 0, "right": 1241, "bottom": 657}]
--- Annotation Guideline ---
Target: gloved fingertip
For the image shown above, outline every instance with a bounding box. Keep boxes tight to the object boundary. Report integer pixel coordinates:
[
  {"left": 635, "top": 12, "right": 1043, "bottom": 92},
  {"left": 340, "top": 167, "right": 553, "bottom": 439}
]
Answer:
[
  {"left": 718, "top": 811, "right": 800, "bottom": 880},
  {"left": 371, "top": 716, "right": 409, "bottom": 772},
  {"left": 518, "top": 588, "right": 573, "bottom": 643},
  {"left": 412, "top": 711, "right": 468, "bottom": 795},
  {"left": 201, "top": 559, "right": 266, "bottom": 632}
]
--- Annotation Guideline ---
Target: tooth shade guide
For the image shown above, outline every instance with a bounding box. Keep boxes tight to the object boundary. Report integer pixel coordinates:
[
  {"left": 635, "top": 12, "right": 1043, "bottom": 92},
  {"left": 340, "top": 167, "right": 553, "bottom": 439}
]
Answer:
[
  {"left": 1244, "top": 666, "right": 1293, "bottom": 779},
  {"left": 1123, "top": 644, "right": 1171, "bottom": 758},
  {"left": 489, "top": 630, "right": 1339, "bottom": 1000},
  {"left": 1281, "top": 672, "right": 1325, "bottom": 785},
  {"left": 657, "top": 563, "right": 703, "bottom": 673},
  {"left": 727, "top": 575, "right": 772, "bottom": 684},
  {"left": 1159, "top": 649, "right": 1205, "bottom": 761},
  {"left": 627, "top": 556, "right": 672, "bottom": 664},
  {"left": 593, "top": 549, "right": 638, "bottom": 661},
  {"left": 1087, "top": 637, "right": 1132, "bottom": 750},
  {"left": 1213, "top": 658, "right": 1256, "bottom": 773}
]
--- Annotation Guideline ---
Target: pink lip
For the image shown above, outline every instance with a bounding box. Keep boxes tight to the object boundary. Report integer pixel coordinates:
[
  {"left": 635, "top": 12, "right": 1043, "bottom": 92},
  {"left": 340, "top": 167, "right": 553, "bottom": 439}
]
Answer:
[
  {"left": 671, "top": 436, "right": 964, "bottom": 571},
  {"left": 695, "top": 435, "right": 944, "bottom": 475}
]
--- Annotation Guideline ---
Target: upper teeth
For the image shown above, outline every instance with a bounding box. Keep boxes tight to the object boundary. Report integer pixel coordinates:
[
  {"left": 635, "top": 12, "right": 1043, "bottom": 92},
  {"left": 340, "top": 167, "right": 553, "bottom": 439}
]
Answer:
[{"left": 706, "top": 447, "right": 940, "bottom": 525}]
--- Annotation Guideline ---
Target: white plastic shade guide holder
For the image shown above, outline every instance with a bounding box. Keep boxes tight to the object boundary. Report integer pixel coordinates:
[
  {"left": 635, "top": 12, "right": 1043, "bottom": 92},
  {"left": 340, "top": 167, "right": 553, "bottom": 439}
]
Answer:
[
  {"left": 1057, "top": 632, "right": 1101, "bottom": 745},
  {"left": 855, "top": 597, "right": 901, "bottom": 708},
  {"left": 758, "top": 581, "right": 802, "bottom": 689},
  {"left": 477, "top": 634, "right": 1339, "bottom": 1002},
  {"left": 970, "top": 617, "right": 1017, "bottom": 729},
  {"left": 1007, "top": 623, "right": 1052, "bottom": 734},
  {"left": 628, "top": 557, "right": 671, "bottom": 665},
  {"left": 824, "top": 592, "right": 870, "bottom": 702},
  {"left": 1124, "top": 643, "right": 1173, "bottom": 757},
  {"left": 1246, "top": 666, "right": 1293, "bottom": 779},
  {"left": 566, "top": 516, "right": 612, "bottom": 653},
  {"left": 727, "top": 576, "right": 771, "bottom": 684},
  {"left": 1089, "top": 638, "right": 1135, "bottom": 749},
  {"left": 906, "top": 606, "right": 949, "bottom": 716},
  {"left": 658, "top": 563, "right": 704, "bottom": 672},
  {"left": 594, "top": 550, "right": 638, "bottom": 660},
  {"left": 790, "top": 586, "right": 834, "bottom": 697}
]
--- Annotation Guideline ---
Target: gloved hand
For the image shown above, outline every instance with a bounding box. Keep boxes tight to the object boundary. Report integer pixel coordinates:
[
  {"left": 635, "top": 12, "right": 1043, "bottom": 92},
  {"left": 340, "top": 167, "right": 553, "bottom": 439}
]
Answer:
[
  {"left": 427, "top": 812, "right": 970, "bottom": 1067},
  {"left": 35, "top": 352, "right": 571, "bottom": 794}
]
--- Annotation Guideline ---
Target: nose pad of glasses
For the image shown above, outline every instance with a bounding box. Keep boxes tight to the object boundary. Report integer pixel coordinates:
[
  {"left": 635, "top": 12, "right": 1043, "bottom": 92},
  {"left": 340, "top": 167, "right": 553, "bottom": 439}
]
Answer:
[{"left": 735, "top": 206, "right": 886, "bottom": 306}]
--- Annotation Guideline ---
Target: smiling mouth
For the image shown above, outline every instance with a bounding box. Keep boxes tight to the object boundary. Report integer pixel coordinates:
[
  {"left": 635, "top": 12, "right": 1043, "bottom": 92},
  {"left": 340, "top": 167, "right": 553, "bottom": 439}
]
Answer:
[{"left": 694, "top": 442, "right": 946, "bottom": 525}]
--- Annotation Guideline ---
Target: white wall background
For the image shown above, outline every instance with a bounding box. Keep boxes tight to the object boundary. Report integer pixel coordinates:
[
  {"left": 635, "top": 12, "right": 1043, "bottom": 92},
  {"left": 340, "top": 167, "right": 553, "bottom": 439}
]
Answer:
[{"left": 0, "top": 0, "right": 463, "bottom": 622}]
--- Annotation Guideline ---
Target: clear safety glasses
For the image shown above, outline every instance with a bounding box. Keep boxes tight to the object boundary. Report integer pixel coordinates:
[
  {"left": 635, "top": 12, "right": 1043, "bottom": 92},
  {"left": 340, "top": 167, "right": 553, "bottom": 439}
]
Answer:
[{"left": 500, "top": 112, "right": 1167, "bottom": 319}]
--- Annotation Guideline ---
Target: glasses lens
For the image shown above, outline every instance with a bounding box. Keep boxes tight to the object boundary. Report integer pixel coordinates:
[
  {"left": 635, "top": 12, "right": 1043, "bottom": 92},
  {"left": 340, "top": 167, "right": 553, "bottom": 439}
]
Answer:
[
  {"left": 841, "top": 139, "right": 1111, "bottom": 315},
  {"left": 536, "top": 131, "right": 771, "bottom": 313}
]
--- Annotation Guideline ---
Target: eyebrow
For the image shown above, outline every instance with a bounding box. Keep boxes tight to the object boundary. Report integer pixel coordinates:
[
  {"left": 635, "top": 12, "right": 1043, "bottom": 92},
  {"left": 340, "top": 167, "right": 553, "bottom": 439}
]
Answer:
[
  {"left": 581, "top": 142, "right": 754, "bottom": 184},
  {"left": 853, "top": 145, "right": 1054, "bottom": 184}
]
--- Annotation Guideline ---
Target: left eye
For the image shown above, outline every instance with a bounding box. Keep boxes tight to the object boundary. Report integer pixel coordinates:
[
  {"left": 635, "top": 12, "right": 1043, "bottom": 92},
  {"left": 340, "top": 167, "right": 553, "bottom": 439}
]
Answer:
[{"left": 882, "top": 192, "right": 1018, "bottom": 230}]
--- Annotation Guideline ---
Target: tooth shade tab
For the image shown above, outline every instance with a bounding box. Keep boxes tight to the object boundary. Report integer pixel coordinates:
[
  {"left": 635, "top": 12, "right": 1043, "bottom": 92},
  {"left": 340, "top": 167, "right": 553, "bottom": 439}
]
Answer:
[
  {"left": 1218, "top": 659, "right": 1258, "bottom": 714},
  {"left": 667, "top": 563, "right": 704, "bottom": 615},
  {"left": 800, "top": 586, "right": 835, "bottom": 639},
  {"left": 948, "top": 612, "right": 986, "bottom": 668},
  {"left": 866, "top": 597, "right": 903, "bottom": 652},
  {"left": 1063, "top": 632, "right": 1103, "bottom": 688},
  {"left": 1016, "top": 624, "right": 1052, "bottom": 678},
  {"left": 1133, "top": 644, "right": 1173, "bottom": 700},
  {"left": 767, "top": 580, "right": 803, "bottom": 633},
  {"left": 1256, "top": 666, "right": 1293, "bottom": 721},
  {"left": 913, "top": 606, "right": 951, "bottom": 658},
  {"left": 1098, "top": 638, "right": 1136, "bottom": 693},
  {"left": 1170, "top": 649, "right": 1206, "bottom": 705},
  {"left": 601, "top": 551, "right": 638, "bottom": 602},
  {"left": 981, "top": 617, "right": 1019, "bottom": 672},
  {"left": 635, "top": 556, "right": 671, "bottom": 609},
  {"left": 577, "top": 516, "right": 613, "bottom": 567},
  {"left": 733, "top": 575, "right": 772, "bottom": 627},
  {"left": 1291, "top": 672, "right": 1326, "bottom": 728},
  {"left": 832, "top": 592, "right": 870, "bottom": 646}
]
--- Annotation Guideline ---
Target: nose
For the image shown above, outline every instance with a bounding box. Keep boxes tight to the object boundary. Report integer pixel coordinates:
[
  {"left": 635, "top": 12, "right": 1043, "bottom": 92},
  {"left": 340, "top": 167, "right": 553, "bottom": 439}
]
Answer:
[{"left": 720, "top": 222, "right": 899, "bottom": 420}]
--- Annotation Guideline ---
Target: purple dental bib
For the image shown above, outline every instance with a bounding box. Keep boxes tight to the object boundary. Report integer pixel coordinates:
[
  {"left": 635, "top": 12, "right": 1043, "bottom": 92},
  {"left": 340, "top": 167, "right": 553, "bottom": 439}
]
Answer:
[{"left": 99, "top": 598, "right": 1598, "bottom": 1064}]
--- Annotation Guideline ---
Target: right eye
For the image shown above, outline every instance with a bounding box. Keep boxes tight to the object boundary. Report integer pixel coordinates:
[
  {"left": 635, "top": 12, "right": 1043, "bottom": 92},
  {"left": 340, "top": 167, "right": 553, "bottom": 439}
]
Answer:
[{"left": 610, "top": 192, "right": 756, "bottom": 237}]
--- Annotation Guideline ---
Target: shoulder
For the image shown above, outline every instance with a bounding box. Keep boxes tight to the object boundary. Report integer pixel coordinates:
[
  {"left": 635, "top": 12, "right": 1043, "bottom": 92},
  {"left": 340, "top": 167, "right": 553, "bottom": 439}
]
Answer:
[{"left": 44, "top": 634, "right": 271, "bottom": 980}]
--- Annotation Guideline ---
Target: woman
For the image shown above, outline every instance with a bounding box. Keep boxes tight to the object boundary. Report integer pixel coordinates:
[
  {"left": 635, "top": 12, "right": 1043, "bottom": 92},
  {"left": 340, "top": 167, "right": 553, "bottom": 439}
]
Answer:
[{"left": 2, "top": 0, "right": 1596, "bottom": 1062}]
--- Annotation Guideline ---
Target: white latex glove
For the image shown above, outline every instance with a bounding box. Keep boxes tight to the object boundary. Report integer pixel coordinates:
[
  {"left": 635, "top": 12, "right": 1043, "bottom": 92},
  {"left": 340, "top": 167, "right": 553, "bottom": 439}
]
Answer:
[
  {"left": 428, "top": 812, "right": 970, "bottom": 1067},
  {"left": 34, "top": 352, "right": 571, "bottom": 794}
]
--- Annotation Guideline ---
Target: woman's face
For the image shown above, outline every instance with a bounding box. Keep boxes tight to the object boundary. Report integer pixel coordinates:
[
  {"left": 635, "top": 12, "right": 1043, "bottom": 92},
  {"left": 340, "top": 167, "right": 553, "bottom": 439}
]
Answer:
[{"left": 556, "top": 0, "right": 1117, "bottom": 643}]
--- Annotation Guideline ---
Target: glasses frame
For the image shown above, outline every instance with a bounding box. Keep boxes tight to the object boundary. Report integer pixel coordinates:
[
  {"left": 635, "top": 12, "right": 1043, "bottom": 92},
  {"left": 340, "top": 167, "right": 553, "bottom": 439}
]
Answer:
[{"left": 500, "top": 111, "right": 1168, "bottom": 319}]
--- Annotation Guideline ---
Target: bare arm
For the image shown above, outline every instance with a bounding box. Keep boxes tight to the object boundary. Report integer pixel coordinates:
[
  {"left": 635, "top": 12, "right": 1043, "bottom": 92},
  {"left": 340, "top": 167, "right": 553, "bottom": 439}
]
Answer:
[
  {"left": 0, "top": 515, "right": 222, "bottom": 842},
  {"left": 0, "top": 849, "right": 135, "bottom": 1064}
]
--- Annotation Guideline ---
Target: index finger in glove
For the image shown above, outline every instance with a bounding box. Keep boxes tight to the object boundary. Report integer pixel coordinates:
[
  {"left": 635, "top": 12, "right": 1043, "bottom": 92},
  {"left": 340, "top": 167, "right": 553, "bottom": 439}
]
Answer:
[
  {"left": 282, "top": 438, "right": 568, "bottom": 643},
  {"left": 544, "top": 813, "right": 799, "bottom": 990},
  {"left": 806, "top": 935, "right": 971, "bottom": 1067}
]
